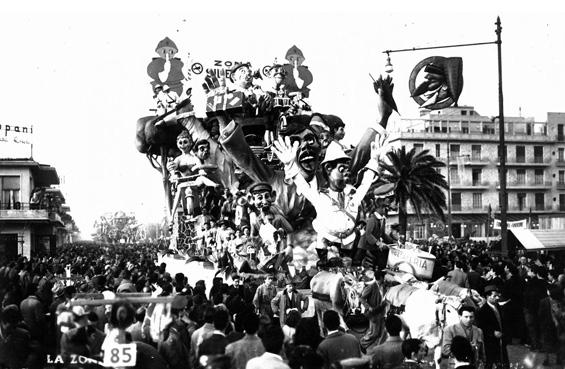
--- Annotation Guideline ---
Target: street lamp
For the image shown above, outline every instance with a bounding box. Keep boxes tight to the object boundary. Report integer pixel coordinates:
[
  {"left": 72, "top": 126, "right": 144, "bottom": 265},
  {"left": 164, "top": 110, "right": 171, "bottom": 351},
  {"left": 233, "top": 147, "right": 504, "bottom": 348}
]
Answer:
[{"left": 382, "top": 16, "right": 508, "bottom": 254}]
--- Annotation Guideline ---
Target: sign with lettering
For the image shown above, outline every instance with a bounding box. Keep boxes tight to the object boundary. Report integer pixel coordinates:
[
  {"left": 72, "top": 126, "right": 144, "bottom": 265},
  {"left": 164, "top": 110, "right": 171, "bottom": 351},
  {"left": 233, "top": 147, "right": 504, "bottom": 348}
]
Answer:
[
  {"left": 493, "top": 219, "right": 527, "bottom": 230},
  {"left": 0, "top": 123, "right": 33, "bottom": 159},
  {"left": 387, "top": 246, "right": 436, "bottom": 279}
]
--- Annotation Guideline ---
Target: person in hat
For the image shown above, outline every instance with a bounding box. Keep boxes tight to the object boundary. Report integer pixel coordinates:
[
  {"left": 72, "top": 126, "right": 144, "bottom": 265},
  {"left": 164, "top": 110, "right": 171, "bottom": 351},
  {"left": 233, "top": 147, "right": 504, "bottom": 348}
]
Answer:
[
  {"left": 247, "top": 182, "right": 293, "bottom": 237},
  {"left": 273, "top": 133, "right": 390, "bottom": 253},
  {"left": 354, "top": 181, "right": 396, "bottom": 270},
  {"left": 147, "top": 37, "right": 185, "bottom": 97},
  {"left": 476, "top": 285, "right": 508, "bottom": 369},
  {"left": 271, "top": 280, "right": 309, "bottom": 327},
  {"left": 252, "top": 274, "right": 278, "bottom": 317},
  {"left": 281, "top": 45, "right": 313, "bottom": 98}
]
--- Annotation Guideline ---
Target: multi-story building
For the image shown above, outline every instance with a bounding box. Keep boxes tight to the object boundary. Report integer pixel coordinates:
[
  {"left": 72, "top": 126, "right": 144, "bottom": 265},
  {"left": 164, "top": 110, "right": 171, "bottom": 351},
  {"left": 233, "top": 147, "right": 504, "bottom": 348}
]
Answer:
[
  {"left": 388, "top": 106, "right": 565, "bottom": 240},
  {"left": 0, "top": 159, "right": 76, "bottom": 261}
]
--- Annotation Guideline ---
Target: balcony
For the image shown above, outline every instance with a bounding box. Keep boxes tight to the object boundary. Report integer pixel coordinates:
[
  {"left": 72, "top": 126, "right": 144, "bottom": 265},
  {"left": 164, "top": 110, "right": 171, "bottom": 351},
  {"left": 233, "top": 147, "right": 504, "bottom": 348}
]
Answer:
[
  {"left": 557, "top": 182, "right": 565, "bottom": 190},
  {"left": 504, "top": 157, "right": 551, "bottom": 166},
  {"left": 556, "top": 159, "right": 565, "bottom": 167},
  {"left": 450, "top": 181, "right": 491, "bottom": 189},
  {"left": 507, "top": 205, "right": 554, "bottom": 212},
  {"left": 500, "top": 181, "right": 553, "bottom": 189},
  {"left": 0, "top": 202, "right": 63, "bottom": 224}
]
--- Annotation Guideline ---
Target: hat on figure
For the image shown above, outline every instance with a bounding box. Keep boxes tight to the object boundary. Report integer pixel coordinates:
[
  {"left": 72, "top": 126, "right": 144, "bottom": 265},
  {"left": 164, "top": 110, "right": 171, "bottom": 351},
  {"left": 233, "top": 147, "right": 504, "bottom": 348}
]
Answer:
[
  {"left": 321, "top": 141, "right": 350, "bottom": 165},
  {"left": 373, "top": 182, "right": 396, "bottom": 199},
  {"left": 229, "top": 62, "right": 251, "bottom": 83},
  {"left": 248, "top": 182, "right": 273, "bottom": 194}
]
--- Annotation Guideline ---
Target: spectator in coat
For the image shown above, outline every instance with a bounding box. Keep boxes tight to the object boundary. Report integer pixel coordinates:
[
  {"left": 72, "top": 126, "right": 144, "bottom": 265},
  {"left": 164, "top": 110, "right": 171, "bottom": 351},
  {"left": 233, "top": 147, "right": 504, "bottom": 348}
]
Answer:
[
  {"left": 199, "top": 308, "right": 230, "bottom": 359},
  {"left": 538, "top": 285, "right": 565, "bottom": 366},
  {"left": 0, "top": 305, "right": 31, "bottom": 369},
  {"left": 271, "top": 281, "right": 309, "bottom": 327},
  {"left": 246, "top": 324, "right": 290, "bottom": 369},
  {"left": 476, "top": 285, "right": 508, "bottom": 369},
  {"left": 394, "top": 339, "right": 428, "bottom": 369},
  {"left": 317, "top": 310, "right": 362, "bottom": 368},
  {"left": 447, "top": 261, "right": 469, "bottom": 288},
  {"left": 19, "top": 289, "right": 45, "bottom": 342},
  {"left": 523, "top": 265, "right": 548, "bottom": 350},
  {"left": 226, "top": 312, "right": 265, "bottom": 369},
  {"left": 366, "top": 314, "right": 404, "bottom": 369},
  {"left": 359, "top": 269, "right": 386, "bottom": 350},
  {"left": 191, "top": 305, "right": 216, "bottom": 364},
  {"left": 253, "top": 275, "right": 278, "bottom": 316}
]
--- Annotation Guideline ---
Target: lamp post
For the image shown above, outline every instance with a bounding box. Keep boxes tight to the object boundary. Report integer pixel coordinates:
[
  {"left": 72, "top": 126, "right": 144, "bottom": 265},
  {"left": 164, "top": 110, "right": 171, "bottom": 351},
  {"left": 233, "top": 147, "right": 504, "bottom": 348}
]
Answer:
[{"left": 383, "top": 16, "right": 507, "bottom": 255}]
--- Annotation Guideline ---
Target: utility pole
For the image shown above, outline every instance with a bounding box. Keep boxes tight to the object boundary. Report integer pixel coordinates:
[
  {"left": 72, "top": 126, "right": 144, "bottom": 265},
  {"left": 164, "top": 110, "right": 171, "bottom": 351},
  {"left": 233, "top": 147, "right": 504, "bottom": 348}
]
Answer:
[{"left": 496, "top": 17, "right": 508, "bottom": 256}]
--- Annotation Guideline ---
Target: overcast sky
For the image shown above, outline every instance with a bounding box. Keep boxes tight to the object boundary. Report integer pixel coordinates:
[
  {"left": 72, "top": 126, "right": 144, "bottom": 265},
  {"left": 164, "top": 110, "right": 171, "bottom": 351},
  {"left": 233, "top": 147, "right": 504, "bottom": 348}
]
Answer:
[{"left": 2, "top": 1, "right": 564, "bottom": 238}]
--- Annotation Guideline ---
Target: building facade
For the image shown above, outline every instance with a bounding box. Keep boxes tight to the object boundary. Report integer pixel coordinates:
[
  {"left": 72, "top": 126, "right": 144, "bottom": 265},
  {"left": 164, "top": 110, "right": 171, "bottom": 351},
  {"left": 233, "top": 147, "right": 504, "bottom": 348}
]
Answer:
[
  {"left": 388, "top": 106, "right": 565, "bottom": 240},
  {"left": 0, "top": 159, "right": 75, "bottom": 261}
]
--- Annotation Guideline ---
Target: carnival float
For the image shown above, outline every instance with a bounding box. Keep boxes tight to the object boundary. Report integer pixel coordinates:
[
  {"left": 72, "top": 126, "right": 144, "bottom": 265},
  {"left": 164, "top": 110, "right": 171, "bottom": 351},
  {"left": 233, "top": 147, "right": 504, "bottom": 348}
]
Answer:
[{"left": 135, "top": 37, "right": 476, "bottom": 364}]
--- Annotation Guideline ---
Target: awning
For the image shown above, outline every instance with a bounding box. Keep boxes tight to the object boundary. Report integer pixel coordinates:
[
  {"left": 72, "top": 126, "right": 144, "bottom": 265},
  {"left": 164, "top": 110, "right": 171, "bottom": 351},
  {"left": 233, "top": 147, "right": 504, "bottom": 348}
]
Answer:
[{"left": 509, "top": 228, "right": 565, "bottom": 251}]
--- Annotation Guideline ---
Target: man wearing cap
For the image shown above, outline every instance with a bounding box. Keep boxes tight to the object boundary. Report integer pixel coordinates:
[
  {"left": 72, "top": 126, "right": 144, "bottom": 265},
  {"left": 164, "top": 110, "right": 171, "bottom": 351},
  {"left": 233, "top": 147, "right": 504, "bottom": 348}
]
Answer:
[
  {"left": 248, "top": 182, "right": 293, "bottom": 237},
  {"left": 476, "top": 285, "right": 508, "bottom": 369},
  {"left": 271, "top": 280, "right": 309, "bottom": 327},
  {"left": 253, "top": 275, "right": 278, "bottom": 317},
  {"left": 355, "top": 182, "right": 396, "bottom": 269},
  {"left": 273, "top": 132, "right": 390, "bottom": 253}
]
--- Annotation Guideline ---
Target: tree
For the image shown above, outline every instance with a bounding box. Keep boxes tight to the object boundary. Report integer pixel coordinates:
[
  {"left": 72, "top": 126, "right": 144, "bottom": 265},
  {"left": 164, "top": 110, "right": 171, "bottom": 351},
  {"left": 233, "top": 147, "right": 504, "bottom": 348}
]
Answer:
[{"left": 379, "top": 147, "right": 448, "bottom": 239}]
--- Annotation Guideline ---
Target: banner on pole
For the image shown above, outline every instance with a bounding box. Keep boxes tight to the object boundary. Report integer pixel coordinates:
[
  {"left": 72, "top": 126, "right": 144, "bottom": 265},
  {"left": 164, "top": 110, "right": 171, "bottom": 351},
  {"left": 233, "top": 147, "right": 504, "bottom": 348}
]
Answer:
[{"left": 493, "top": 219, "right": 526, "bottom": 230}]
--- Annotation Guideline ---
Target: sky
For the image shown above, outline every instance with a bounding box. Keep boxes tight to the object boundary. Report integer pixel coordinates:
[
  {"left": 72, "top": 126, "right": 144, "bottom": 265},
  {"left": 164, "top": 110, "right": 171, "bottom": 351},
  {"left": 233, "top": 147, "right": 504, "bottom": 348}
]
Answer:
[{"left": 1, "top": 1, "right": 564, "bottom": 238}]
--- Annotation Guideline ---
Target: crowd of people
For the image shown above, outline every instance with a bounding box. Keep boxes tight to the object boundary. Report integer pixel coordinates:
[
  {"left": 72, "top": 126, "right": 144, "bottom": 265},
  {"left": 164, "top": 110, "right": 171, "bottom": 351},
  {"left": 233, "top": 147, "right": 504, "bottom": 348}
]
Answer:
[{"left": 0, "top": 237, "right": 563, "bottom": 369}]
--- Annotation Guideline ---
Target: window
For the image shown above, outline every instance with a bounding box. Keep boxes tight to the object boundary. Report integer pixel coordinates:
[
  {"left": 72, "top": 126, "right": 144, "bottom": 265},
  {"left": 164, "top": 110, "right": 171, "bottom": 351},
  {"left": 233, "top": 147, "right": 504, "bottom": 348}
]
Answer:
[
  {"left": 516, "top": 146, "right": 525, "bottom": 163},
  {"left": 461, "top": 110, "right": 467, "bottom": 116},
  {"left": 559, "top": 148, "right": 564, "bottom": 162},
  {"left": 435, "top": 144, "right": 441, "bottom": 158},
  {"left": 471, "top": 145, "right": 481, "bottom": 160},
  {"left": 534, "top": 169, "right": 544, "bottom": 185},
  {"left": 472, "top": 169, "right": 482, "bottom": 186},
  {"left": 472, "top": 193, "right": 482, "bottom": 209},
  {"left": 517, "top": 193, "right": 527, "bottom": 211},
  {"left": 450, "top": 144, "right": 460, "bottom": 159},
  {"left": 534, "top": 146, "right": 543, "bottom": 163},
  {"left": 558, "top": 124, "right": 564, "bottom": 141},
  {"left": 414, "top": 143, "right": 424, "bottom": 153},
  {"left": 0, "top": 176, "right": 20, "bottom": 210},
  {"left": 560, "top": 194, "right": 565, "bottom": 211},
  {"left": 535, "top": 193, "right": 545, "bottom": 210},
  {"left": 450, "top": 168, "right": 460, "bottom": 184},
  {"left": 517, "top": 169, "right": 526, "bottom": 185},
  {"left": 414, "top": 224, "right": 425, "bottom": 239},
  {"left": 560, "top": 171, "right": 565, "bottom": 185},
  {"left": 451, "top": 192, "right": 462, "bottom": 211}
]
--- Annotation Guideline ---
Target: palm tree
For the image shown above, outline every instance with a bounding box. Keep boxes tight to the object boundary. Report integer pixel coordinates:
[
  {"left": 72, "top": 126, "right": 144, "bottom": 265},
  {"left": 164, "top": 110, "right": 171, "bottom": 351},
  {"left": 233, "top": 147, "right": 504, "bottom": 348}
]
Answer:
[{"left": 379, "top": 147, "right": 448, "bottom": 239}]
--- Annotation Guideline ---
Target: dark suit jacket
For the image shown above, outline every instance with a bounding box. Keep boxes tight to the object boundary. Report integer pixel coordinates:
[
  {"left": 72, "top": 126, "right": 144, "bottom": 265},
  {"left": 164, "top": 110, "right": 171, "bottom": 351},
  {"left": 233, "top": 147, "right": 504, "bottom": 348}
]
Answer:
[
  {"left": 317, "top": 331, "right": 362, "bottom": 369},
  {"left": 198, "top": 333, "right": 229, "bottom": 357},
  {"left": 476, "top": 303, "right": 507, "bottom": 364}
]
